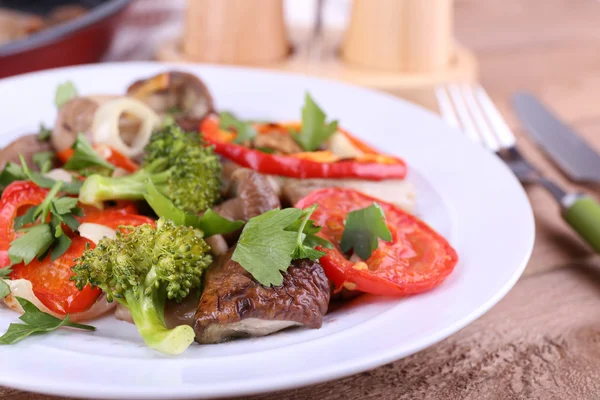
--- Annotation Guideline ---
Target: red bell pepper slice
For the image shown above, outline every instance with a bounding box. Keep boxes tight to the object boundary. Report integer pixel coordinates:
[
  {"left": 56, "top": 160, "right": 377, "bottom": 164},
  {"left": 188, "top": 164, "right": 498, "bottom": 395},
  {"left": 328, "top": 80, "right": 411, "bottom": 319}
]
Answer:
[
  {"left": 0, "top": 181, "right": 48, "bottom": 250},
  {"left": 81, "top": 209, "right": 155, "bottom": 234},
  {"left": 58, "top": 144, "right": 139, "bottom": 173},
  {"left": 0, "top": 181, "right": 153, "bottom": 314},
  {"left": 10, "top": 237, "right": 102, "bottom": 315},
  {"left": 295, "top": 188, "right": 458, "bottom": 296},
  {"left": 200, "top": 117, "right": 406, "bottom": 180}
]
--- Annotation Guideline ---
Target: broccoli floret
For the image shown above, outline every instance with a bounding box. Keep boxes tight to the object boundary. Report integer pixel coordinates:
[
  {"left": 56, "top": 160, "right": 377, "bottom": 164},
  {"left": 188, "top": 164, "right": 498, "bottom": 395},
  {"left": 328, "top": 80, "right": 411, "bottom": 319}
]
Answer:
[
  {"left": 78, "top": 124, "right": 221, "bottom": 213},
  {"left": 72, "top": 218, "right": 212, "bottom": 355}
]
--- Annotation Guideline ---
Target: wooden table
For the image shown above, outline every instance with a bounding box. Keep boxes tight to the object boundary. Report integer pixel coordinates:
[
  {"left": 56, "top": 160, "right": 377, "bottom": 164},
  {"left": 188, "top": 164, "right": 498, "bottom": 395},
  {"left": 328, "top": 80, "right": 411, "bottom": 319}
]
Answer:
[{"left": 4, "top": 0, "right": 600, "bottom": 398}]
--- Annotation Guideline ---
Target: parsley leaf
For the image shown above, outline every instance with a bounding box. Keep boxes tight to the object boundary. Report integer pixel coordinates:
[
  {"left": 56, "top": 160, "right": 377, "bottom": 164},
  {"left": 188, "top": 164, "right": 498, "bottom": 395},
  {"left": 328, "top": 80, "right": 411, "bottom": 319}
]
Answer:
[
  {"left": 231, "top": 207, "right": 332, "bottom": 286},
  {"left": 197, "top": 209, "right": 244, "bottom": 237},
  {"left": 0, "top": 297, "right": 95, "bottom": 345},
  {"left": 340, "top": 203, "right": 392, "bottom": 260},
  {"left": 19, "top": 155, "right": 82, "bottom": 194},
  {"left": 0, "top": 268, "right": 12, "bottom": 279},
  {"left": 8, "top": 181, "right": 83, "bottom": 264},
  {"left": 219, "top": 111, "right": 257, "bottom": 144},
  {"left": 0, "top": 162, "right": 27, "bottom": 192},
  {"left": 232, "top": 208, "right": 300, "bottom": 286},
  {"left": 52, "top": 196, "right": 79, "bottom": 215},
  {"left": 292, "top": 93, "right": 338, "bottom": 151},
  {"left": 63, "top": 134, "right": 115, "bottom": 172},
  {"left": 50, "top": 234, "right": 72, "bottom": 261},
  {"left": 13, "top": 207, "right": 36, "bottom": 230},
  {"left": 38, "top": 123, "right": 52, "bottom": 141},
  {"left": 288, "top": 204, "right": 331, "bottom": 260},
  {"left": 32, "top": 152, "right": 55, "bottom": 174},
  {"left": 54, "top": 81, "right": 78, "bottom": 108},
  {"left": 144, "top": 181, "right": 243, "bottom": 237},
  {"left": 0, "top": 280, "right": 9, "bottom": 300},
  {"left": 8, "top": 224, "right": 54, "bottom": 265}
]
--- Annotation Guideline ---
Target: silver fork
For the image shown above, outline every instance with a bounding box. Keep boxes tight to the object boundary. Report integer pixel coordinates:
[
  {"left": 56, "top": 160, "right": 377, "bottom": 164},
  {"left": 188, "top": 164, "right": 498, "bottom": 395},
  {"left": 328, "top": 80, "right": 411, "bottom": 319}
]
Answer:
[
  {"left": 435, "top": 84, "right": 567, "bottom": 201},
  {"left": 435, "top": 84, "right": 600, "bottom": 252}
]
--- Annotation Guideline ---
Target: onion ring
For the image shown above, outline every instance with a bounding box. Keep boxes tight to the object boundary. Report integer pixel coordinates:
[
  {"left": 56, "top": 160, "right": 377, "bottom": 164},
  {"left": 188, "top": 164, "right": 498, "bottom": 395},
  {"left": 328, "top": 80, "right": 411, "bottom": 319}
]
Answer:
[{"left": 92, "top": 97, "right": 160, "bottom": 158}]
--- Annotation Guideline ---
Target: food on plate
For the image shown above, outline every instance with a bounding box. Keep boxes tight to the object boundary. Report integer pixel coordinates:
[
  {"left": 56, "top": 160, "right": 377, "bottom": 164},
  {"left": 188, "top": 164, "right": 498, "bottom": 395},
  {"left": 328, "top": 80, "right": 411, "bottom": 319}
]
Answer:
[
  {"left": 194, "top": 249, "right": 330, "bottom": 344},
  {"left": 0, "top": 71, "right": 458, "bottom": 355},
  {"left": 72, "top": 219, "right": 212, "bottom": 355},
  {"left": 128, "top": 71, "right": 214, "bottom": 131}
]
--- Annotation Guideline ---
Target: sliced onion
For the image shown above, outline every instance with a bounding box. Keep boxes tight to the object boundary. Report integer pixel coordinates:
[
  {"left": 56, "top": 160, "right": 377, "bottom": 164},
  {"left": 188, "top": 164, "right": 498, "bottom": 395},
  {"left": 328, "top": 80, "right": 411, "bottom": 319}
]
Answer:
[
  {"left": 44, "top": 168, "right": 74, "bottom": 183},
  {"left": 2, "top": 279, "right": 115, "bottom": 322},
  {"left": 327, "top": 131, "right": 364, "bottom": 159},
  {"left": 92, "top": 97, "right": 160, "bottom": 158},
  {"left": 205, "top": 234, "right": 229, "bottom": 257},
  {"left": 78, "top": 223, "right": 117, "bottom": 244}
]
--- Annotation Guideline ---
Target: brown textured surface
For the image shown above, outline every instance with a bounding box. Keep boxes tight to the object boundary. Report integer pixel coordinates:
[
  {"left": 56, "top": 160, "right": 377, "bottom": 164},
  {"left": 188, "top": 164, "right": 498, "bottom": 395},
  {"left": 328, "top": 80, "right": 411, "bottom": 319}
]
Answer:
[
  {"left": 4, "top": 0, "right": 600, "bottom": 398},
  {"left": 241, "top": 262, "right": 600, "bottom": 400},
  {"left": 194, "top": 250, "right": 331, "bottom": 343}
]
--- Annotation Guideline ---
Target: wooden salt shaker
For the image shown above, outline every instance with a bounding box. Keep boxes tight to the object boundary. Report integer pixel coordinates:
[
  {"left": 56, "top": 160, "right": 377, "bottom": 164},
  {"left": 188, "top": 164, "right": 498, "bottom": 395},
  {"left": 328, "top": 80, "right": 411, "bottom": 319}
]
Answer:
[
  {"left": 182, "top": 0, "right": 289, "bottom": 65},
  {"left": 342, "top": 0, "right": 453, "bottom": 73}
]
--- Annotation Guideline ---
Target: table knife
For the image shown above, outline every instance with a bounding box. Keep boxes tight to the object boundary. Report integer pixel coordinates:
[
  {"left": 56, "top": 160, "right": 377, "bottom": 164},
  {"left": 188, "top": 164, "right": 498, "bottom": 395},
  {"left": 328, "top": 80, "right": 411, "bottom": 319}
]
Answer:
[
  {"left": 512, "top": 92, "right": 600, "bottom": 252},
  {"left": 512, "top": 92, "right": 600, "bottom": 183}
]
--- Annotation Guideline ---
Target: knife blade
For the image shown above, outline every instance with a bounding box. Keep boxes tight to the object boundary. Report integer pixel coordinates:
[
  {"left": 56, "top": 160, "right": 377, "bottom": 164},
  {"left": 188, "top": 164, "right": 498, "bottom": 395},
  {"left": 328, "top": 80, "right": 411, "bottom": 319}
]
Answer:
[{"left": 512, "top": 92, "right": 600, "bottom": 182}]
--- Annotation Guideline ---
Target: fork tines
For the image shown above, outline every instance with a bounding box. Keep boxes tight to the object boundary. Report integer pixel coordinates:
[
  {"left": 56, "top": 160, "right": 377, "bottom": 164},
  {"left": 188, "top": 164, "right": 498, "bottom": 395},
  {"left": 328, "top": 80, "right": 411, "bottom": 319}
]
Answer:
[{"left": 435, "top": 84, "right": 516, "bottom": 152}]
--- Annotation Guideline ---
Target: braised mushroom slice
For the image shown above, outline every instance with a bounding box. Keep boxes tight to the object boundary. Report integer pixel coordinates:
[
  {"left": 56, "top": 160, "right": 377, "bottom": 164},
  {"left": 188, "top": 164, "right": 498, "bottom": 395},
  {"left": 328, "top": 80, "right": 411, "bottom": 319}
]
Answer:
[
  {"left": 0, "top": 134, "right": 54, "bottom": 170},
  {"left": 51, "top": 97, "right": 98, "bottom": 151},
  {"left": 194, "top": 249, "right": 331, "bottom": 344},
  {"left": 213, "top": 168, "right": 281, "bottom": 222},
  {"left": 127, "top": 71, "right": 214, "bottom": 130}
]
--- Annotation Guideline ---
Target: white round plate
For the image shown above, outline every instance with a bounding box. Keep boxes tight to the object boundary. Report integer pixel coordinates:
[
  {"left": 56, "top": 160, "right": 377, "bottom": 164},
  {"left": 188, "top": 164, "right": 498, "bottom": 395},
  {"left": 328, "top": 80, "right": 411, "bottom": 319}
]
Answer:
[{"left": 0, "top": 62, "right": 534, "bottom": 399}]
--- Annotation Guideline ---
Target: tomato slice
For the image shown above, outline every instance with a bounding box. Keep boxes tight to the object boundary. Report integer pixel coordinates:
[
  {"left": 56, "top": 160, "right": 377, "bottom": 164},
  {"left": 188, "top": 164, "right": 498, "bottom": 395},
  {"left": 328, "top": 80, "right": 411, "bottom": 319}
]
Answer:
[
  {"left": 10, "top": 236, "right": 101, "bottom": 315},
  {"left": 295, "top": 188, "right": 458, "bottom": 296},
  {"left": 0, "top": 181, "right": 48, "bottom": 250}
]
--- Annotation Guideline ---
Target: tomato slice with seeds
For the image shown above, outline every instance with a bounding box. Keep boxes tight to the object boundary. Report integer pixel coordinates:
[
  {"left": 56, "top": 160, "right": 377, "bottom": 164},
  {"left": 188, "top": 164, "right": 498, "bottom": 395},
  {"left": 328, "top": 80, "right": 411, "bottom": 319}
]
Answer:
[
  {"left": 10, "top": 236, "right": 101, "bottom": 315},
  {"left": 295, "top": 188, "right": 458, "bottom": 296}
]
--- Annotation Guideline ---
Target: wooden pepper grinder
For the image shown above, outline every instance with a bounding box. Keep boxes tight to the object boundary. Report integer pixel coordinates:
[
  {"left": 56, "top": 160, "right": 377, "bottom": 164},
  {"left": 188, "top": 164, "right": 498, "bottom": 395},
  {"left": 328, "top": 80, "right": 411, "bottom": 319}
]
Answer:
[
  {"left": 342, "top": 0, "right": 453, "bottom": 73},
  {"left": 182, "top": 0, "right": 289, "bottom": 65}
]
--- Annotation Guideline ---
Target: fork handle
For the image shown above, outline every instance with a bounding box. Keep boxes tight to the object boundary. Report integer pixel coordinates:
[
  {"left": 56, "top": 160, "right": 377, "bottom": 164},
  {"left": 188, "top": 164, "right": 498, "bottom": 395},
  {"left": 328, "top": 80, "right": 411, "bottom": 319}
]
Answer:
[{"left": 563, "top": 196, "right": 600, "bottom": 253}]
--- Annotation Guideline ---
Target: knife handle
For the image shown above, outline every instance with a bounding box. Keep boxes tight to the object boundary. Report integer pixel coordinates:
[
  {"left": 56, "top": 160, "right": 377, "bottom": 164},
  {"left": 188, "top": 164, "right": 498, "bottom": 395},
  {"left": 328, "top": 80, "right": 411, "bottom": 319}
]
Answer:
[{"left": 563, "top": 196, "right": 600, "bottom": 253}]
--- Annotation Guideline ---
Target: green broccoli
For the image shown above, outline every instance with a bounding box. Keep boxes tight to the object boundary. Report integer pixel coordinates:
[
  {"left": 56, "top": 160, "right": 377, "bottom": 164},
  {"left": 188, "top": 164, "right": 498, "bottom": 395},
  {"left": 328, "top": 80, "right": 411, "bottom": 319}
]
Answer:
[
  {"left": 72, "top": 218, "right": 212, "bottom": 355},
  {"left": 78, "top": 124, "right": 221, "bottom": 213}
]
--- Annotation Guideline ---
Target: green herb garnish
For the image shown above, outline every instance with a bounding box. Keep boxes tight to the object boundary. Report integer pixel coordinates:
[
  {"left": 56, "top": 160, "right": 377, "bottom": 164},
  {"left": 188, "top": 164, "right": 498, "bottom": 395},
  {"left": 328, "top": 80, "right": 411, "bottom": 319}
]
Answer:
[
  {"left": 0, "top": 268, "right": 12, "bottom": 279},
  {"left": 340, "top": 203, "right": 392, "bottom": 260},
  {"left": 8, "top": 181, "right": 82, "bottom": 265},
  {"left": 19, "top": 155, "right": 82, "bottom": 195},
  {"left": 33, "top": 151, "right": 55, "bottom": 174},
  {"left": 0, "top": 280, "right": 9, "bottom": 300},
  {"left": 232, "top": 207, "right": 331, "bottom": 286},
  {"left": 38, "top": 123, "right": 52, "bottom": 141},
  {"left": 0, "top": 297, "right": 95, "bottom": 345},
  {"left": 292, "top": 93, "right": 338, "bottom": 151},
  {"left": 63, "top": 134, "right": 115, "bottom": 173},
  {"left": 289, "top": 205, "right": 327, "bottom": 260},
  {"left": 219, "top": 111, "right": 257, "bottom": 144},
  {"left": 144, "top": 181, "right": 243, "bottom": 237},
  {"left": 0, "top": 162, "right": 27, "bottom": 193},
  {"left": 54, "top": 81, "right": 78, "bottom": 108}
]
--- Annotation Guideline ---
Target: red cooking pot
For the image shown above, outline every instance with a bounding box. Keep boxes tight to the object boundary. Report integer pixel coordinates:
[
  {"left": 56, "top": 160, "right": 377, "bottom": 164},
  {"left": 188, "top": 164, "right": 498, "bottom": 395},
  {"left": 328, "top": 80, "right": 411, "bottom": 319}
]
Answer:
[{"left": 0, "top": 0, "right": 131, "bottom": 78}]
